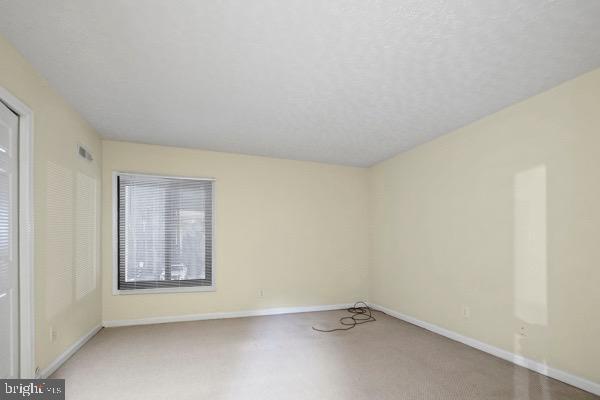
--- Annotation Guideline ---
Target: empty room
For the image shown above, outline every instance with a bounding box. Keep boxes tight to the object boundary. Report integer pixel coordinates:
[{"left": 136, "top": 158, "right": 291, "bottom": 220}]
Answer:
[{"left": 0, "top": 1, "right": 599, "bottom": 399}]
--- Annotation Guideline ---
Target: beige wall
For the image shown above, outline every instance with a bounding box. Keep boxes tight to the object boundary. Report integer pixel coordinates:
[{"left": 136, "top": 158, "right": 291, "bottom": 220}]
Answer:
[
  {"left": 0, "top": 35, "right": 102, "bottom": 373},
  {"left": 369, "top": 68, "right": 600, "bottom": 383},
  {"left": 101, "top": 141, "right": 369, "bottom": 321}
]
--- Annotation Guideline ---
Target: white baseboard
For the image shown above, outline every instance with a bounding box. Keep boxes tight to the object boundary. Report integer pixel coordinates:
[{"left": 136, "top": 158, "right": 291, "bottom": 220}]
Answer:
[
  {"left": 39, "top": 325, "right": 102, "bottom": 378},
  {"left": 103, "top": 303, "right": 354, "bottom": 328},
  {"left": 372, "top": 304, "right": 600, "bottom": 397}
]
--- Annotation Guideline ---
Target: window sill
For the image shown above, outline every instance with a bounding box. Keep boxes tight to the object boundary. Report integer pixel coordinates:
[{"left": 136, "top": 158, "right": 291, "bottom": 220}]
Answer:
[{"left": 112, "top": 285, "right": 216, "bottom": 295}]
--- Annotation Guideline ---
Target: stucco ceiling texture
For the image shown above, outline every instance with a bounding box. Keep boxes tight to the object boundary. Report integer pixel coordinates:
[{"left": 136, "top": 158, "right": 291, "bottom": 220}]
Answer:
[{"left": 1, "top": 0, "right": 600, "bottom": 166}]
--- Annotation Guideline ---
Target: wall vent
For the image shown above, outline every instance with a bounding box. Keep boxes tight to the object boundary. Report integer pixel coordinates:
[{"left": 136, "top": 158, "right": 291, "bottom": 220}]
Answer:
[{"left": 77, "top": 144, "right": 93, "bottom": 162}]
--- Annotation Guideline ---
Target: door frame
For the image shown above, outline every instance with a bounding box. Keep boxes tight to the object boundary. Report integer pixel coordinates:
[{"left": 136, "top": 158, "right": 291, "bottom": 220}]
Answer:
[{"left": 0, "top": 86, "right": 35, "bottom": 378}]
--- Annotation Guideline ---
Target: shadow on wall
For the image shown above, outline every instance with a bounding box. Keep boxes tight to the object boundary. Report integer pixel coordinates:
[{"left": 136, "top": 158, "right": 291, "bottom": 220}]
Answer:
[
  {"left": 512, "top": 165, "right": 550, "bottom": 398},
  {"left": 45, "top": 161, "right": 98, "bottom": 320}
]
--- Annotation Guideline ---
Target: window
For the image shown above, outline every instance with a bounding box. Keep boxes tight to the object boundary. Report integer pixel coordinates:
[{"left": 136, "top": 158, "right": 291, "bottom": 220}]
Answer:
[{"left": 114, "top": 173, "right": 214, "bottom": 293}]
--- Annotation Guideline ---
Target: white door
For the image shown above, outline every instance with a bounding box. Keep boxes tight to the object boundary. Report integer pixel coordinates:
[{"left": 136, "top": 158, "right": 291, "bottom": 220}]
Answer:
[{"left": 0, "top": 100, "right": 19, "bottom": 378}]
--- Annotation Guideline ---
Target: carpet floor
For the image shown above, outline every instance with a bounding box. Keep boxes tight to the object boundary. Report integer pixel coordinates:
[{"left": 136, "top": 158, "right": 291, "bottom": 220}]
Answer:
[{"left": 52, "top": 310, "right": 598, "bottom": 399}]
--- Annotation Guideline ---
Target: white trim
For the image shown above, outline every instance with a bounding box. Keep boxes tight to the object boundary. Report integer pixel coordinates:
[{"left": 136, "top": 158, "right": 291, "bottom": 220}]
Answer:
[
  {"left": 0, "top": 86, "right": 35, "bottom": 379},
  {"left": 372, "top": 304, "right": 600, "bottom": 397},
  {"left": 38, "top": 325, "right": 102, "bottom": 378},
  {"left": 112, "top": 172, "right": 118, "bottom": 294},
  {"left": 103, "top": 303, "right": 354, "bottom": 328},
  {"left": 113, "top": 285, "right": 216, "bottom": 295},
  {"left": 111, "top": 171, "right": 217, "bottom": 295},
  {"left": 115, "top": 170, "right": 216, "bottom": 182}
]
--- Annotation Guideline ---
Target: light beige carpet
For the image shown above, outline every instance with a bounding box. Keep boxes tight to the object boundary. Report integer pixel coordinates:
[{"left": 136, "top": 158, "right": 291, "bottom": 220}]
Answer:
[{"left": 52, "top": 310, "right": 597, "bottom": 400}]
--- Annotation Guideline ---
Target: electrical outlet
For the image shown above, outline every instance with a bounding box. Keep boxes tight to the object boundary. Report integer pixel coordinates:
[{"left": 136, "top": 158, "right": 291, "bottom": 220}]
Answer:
[
  {"left": 462, "top": 305, "right": 471, "bottom": 319},
  {"left": 519, "top": 325, "right": 527, "bottom": 337},
  {"left": 259, "top": 289, "right": 264, "bottom": 298},
  {"left": 50, "top": 327, "right": 57, "bottom": 343}
]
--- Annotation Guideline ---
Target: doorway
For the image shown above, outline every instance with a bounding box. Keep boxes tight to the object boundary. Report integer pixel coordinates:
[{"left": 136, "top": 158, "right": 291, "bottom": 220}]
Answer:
[
  {"left": 0, "top": 99, "right": 19, "bottom": 378},
  {"left": 0, "top": 87, "right": 34, "bottom": 379}
]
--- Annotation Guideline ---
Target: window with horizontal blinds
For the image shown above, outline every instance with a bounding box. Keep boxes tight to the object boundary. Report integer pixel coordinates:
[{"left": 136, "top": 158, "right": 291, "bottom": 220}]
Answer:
[{"left": 116, "top": 173, "right": 214, "bottom": 291}]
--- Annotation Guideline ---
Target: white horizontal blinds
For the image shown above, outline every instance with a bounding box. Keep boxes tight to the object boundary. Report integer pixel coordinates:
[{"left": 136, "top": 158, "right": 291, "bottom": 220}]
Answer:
[{"left": 117, "top": 174, "right": 213, "bottom": 290}]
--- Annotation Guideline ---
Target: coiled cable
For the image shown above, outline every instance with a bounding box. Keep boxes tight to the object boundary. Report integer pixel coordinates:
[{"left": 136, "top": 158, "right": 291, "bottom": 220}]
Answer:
[{"left": 312, "top": 301, "right": 376, "bottom": 332}]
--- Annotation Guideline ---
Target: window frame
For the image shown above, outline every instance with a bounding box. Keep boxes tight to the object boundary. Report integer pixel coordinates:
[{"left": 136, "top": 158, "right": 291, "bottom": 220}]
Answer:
[{"left": 112, "top": 171, "right": 216, "bottom": 295}]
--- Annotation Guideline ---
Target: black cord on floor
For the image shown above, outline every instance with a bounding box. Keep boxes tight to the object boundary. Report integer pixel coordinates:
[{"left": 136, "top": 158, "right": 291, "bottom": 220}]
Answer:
[{"left": 312, "top": 301, "right": 376, "bottom": 332}]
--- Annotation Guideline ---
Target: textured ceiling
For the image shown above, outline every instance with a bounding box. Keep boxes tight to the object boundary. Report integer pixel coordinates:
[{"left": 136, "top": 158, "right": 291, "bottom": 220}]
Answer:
[{"left": 1, "top": 1, "right": 600, "bottom": 166}]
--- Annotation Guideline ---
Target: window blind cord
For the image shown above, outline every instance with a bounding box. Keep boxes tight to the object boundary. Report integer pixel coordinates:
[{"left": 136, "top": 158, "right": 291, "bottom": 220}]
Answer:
[{"left": 312, "top": 301, "right": 376, "bottom": 332}]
